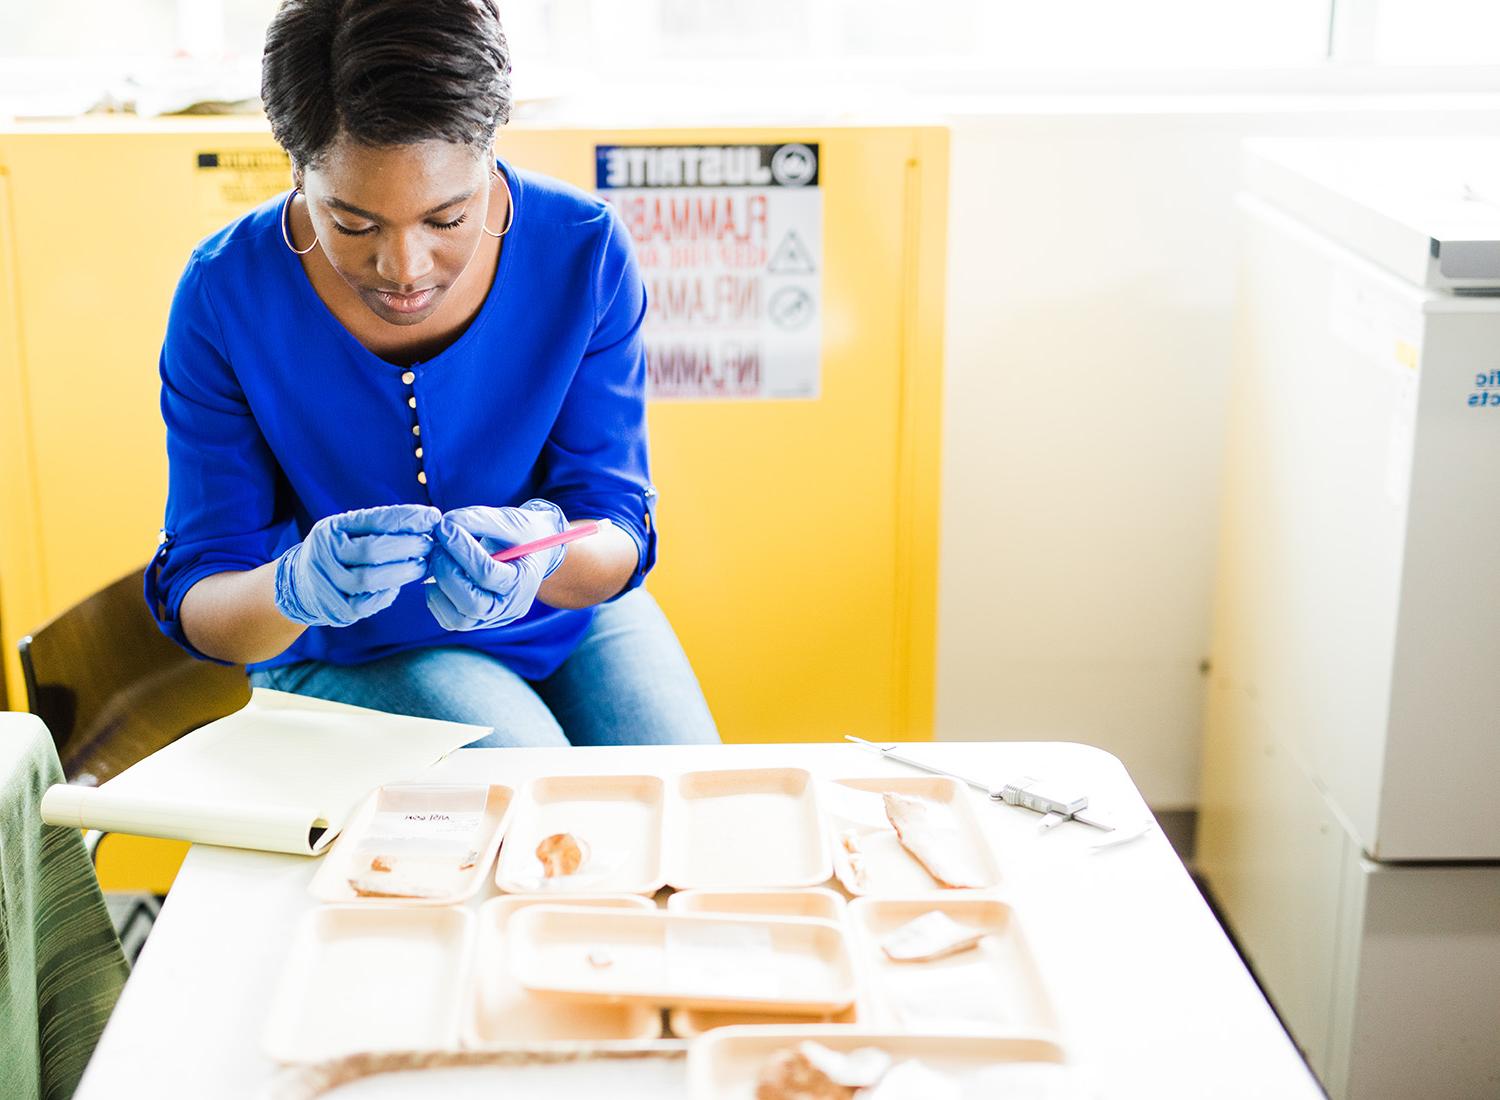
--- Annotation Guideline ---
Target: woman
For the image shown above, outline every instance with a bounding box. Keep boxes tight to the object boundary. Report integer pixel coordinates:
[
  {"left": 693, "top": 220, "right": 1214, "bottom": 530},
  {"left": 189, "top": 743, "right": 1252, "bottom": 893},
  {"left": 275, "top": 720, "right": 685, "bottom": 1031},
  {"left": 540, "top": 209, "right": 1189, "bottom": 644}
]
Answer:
[{"left": 146, "top": 0, "right": 718, "bottom": 749}]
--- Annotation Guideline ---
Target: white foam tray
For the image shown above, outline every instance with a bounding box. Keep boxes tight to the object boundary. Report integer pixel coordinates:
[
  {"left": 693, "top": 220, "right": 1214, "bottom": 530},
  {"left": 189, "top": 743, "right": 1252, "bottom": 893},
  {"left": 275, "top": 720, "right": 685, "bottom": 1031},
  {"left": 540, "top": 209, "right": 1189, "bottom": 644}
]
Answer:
[
  {"left": 665, "top": 888, "right": 858, "bottom": 1037},
  {"left": 495, "top": 774, "right": 667, "bottom": 895},
  {"left": 310, "top": 784, "right": 513, "bottom": 906},
  {"left": 826, "top": 776, "right": 1002, "bottom": 894},
  {"left": 848, "top": 895, "right": 1058, "bottom": 1033},
  {"left": 507, "top": 906, "right": 859, "bottom": 1015},
  {"left": 688, "top": 1026, "right": 1071, "bottom": 1100},
  {"left": 262, "top": 905, "right": 473, "bottom": 1064},
  {"left": 496, "top": 768, "right": 832, "bottom": 895}
]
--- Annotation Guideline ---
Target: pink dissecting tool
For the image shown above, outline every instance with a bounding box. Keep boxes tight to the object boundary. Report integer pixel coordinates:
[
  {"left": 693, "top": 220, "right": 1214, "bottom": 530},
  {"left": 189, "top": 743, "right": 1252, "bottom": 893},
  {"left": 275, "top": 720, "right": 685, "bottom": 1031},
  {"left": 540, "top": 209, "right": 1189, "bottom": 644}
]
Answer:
[
  {"left": 420, "top": 520, "right": 602, "bottom": 585},
  {"left": 487, "top": 520, "right": 601, "bottom": 563}
]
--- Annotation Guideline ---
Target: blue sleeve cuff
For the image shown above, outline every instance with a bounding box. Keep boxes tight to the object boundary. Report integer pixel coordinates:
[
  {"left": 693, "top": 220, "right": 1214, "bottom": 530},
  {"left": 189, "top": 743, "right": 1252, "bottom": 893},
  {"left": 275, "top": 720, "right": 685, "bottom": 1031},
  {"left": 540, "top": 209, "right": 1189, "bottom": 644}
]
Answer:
[
  {"left": 144, "top": 534, "right": 275, "bottom": 665},
  {"left": 549, "top": 487, "right": 658, "bottom": 602}
]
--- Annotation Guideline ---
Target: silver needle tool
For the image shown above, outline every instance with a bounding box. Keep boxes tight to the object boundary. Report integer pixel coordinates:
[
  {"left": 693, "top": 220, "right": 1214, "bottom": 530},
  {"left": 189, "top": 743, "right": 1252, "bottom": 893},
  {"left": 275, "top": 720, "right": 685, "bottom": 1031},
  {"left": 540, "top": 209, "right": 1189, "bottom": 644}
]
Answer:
[{"left": 843, "top": 735, "right": 1114, "bottom": 832}]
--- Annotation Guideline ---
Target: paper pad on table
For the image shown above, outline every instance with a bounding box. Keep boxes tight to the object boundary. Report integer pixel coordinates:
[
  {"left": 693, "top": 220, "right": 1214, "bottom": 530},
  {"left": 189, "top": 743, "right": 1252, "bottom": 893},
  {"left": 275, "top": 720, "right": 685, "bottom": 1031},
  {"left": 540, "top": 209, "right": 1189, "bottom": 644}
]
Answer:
[{"left": 39, "top": 688, "right": 486, "bottom": 855}]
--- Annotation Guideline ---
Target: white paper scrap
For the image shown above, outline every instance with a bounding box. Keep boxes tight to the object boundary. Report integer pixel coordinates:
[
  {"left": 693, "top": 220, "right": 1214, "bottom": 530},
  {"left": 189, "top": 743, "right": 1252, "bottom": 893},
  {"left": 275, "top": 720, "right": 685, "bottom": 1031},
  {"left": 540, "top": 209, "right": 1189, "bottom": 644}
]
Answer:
[
  {"left": 880, "top": 911, "right": 987, "bottom": 962},
  {"left": 665, "top": 920, "right": 778, "bottom": 1000},
  {"left": 798, "top": 1042, "right": 891, "bottom": 1088}
]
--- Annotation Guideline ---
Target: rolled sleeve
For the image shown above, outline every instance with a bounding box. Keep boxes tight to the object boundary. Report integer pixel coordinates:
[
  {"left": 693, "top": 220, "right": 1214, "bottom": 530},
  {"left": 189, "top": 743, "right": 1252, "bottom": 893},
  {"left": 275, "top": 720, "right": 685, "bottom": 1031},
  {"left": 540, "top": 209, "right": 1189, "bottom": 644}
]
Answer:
[
  {"left": 144, "top": 254, "right": 291, "bottom": 658},
  {"left": 540, "top": 205, "right": 658, "bottom": 599}
]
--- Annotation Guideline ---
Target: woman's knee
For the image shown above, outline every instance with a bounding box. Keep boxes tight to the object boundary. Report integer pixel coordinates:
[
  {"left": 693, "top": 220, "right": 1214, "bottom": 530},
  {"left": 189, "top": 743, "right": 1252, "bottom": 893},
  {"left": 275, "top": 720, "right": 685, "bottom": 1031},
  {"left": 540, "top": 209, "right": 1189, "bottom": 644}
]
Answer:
[
  {"left": 389, "top": 649, "right": 568, "bottom": 747},
  {"left": 541, "top": 590, "right": 720, "bottom": 746}
]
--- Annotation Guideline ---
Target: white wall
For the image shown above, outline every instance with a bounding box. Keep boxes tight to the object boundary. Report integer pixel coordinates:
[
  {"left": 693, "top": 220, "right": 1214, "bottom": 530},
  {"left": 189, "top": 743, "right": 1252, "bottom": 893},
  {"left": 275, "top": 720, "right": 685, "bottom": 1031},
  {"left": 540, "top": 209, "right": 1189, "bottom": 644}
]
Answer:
[{"left": 933, "top": 95, "right": 1500, "bottom": 807}]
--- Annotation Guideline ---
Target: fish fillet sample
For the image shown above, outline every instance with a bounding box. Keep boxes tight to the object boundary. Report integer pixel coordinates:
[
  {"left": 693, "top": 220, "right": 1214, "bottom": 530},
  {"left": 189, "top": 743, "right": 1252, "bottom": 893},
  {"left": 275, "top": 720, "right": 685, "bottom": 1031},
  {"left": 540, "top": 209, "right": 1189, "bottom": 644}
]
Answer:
[
  {"left": 839, "top": 829, "right": 870, "bottom": 892},
  {"left": 348, "top": 853, "right": 474, "bottom": 899},
  {"left": 882, "top": 794, "right": 986, "bottom": 889}
]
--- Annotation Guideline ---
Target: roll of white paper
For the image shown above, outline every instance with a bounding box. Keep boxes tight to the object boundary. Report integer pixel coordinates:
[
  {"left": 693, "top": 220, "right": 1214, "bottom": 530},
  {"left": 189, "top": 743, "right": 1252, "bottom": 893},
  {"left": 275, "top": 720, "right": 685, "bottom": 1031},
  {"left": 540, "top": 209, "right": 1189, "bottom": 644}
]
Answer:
[{"left": 40, "top": 784, "right": 328, "bottom": 855}]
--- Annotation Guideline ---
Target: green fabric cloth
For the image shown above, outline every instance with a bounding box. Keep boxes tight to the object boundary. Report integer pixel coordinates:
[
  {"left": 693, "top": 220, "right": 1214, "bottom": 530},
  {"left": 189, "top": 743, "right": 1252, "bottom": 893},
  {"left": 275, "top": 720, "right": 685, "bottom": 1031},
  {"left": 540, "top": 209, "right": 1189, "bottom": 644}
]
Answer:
[{"left": 1, "top": 714, "right": 129, "bottom": 1100}]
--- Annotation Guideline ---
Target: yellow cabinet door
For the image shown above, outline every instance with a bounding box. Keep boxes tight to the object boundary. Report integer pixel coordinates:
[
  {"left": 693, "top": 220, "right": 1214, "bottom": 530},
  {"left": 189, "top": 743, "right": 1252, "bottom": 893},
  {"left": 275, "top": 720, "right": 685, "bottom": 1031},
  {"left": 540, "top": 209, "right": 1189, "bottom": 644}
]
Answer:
[{"left": 0, "top": 121, "right": 946, "bottom": 756}]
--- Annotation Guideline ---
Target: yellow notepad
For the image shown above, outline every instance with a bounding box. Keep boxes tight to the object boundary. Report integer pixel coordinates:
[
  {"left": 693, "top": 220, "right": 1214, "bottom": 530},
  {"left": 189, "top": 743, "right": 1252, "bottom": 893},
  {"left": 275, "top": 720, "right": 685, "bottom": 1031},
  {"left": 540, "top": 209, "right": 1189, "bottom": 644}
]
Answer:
[{"left": 38, "top": 688, "right": 486, "bottom": 856}]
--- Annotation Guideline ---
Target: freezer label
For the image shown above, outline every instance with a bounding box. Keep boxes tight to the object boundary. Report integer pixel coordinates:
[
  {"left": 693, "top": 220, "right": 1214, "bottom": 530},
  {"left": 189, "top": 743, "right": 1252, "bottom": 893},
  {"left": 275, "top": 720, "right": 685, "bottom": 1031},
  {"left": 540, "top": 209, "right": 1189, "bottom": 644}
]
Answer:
[{"left": 1469, "top": 368, "right": 1500, "bottom": 408}]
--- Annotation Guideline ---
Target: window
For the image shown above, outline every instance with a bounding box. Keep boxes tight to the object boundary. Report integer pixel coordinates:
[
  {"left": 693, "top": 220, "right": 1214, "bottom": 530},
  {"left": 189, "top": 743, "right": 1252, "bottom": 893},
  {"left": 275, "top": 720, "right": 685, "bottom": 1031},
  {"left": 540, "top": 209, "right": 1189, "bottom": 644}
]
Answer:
[{"left": 4, "top": 0, "right": 1500, "bottom": 114}]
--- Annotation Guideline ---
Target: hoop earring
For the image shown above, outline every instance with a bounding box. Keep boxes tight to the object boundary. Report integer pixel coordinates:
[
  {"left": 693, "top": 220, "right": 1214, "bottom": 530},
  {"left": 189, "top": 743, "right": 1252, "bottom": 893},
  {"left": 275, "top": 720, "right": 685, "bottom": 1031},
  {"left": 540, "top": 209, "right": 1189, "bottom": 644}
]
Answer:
[
  {"left": 481, "top": 168, "right": 514, "bottom": 239},
  {"left": 280, "top": 189, "right": 319, "bottom": 256}
]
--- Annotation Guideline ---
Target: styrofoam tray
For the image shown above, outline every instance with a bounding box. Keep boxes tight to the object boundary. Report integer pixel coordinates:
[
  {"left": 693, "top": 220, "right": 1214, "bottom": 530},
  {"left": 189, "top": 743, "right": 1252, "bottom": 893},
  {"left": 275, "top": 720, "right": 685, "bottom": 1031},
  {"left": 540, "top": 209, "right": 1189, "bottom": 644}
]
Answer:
[
  {"left": 262, "top": 905, "right": 473, "bottom": 1063},
  {"left": 467, "top": 895, "right": 662, "bottom": 1045},
  {"left": 667, "top": 887, "right": 846, "bottom": 921},
  {"left": 688, "top": 1026, "right": 1071, "bottom": 1100},
  {"left": 507, "top": 906, "right": 858, "bottom": 1015},
  {"left": 848, "top": 896, "right": 1058, "bottom": 1032},
  {"left": 665, "top": 889, "right": 857, "bottom": 1037},
  {"left": 825, "top": 777, "right": 1002, "bottom": 894},
  {"left": 496, "top": 775, "right": 666, "bottom": 895},
  {"left": 310, "top": 784, "right": 513, "bottom": 905},
  {"left": 668, "top": 768, "right": 831, "bottom": 889}
]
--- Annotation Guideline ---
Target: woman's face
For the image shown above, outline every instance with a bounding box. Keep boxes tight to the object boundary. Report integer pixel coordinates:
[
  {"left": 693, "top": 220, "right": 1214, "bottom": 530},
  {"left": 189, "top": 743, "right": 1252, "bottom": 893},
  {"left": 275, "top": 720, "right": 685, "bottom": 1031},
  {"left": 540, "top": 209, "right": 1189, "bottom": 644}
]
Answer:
[{"left": 298, "top": 137, "right": 495, "bottom": 327}]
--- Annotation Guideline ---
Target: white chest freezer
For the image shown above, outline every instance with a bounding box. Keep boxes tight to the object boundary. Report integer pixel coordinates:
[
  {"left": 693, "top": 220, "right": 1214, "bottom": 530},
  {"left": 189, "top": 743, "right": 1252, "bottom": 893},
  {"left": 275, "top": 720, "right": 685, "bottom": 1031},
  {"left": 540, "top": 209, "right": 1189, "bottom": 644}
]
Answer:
[
  {"left": 1198, "top": 137, "right": 1500, "bottom": 1100},
  {"left": 1219, "top": 137, "right": 1500, "bottom": 863}
]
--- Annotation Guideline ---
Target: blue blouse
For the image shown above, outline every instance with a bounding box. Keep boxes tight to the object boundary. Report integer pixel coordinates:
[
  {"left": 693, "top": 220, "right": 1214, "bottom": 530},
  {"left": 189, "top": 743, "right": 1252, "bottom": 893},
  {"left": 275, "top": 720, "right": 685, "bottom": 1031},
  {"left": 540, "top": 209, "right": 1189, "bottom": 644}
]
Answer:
[{"left": 146, "top": 161, "right": 657, "bottom": 679}]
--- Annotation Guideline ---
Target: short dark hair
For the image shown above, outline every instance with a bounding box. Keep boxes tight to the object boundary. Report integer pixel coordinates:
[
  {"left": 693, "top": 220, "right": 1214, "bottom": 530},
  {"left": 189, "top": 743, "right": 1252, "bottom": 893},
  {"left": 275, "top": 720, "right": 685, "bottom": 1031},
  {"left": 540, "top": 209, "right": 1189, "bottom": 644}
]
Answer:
[{"left": 262, "top": 0, "right": 511, "bottom": 171}]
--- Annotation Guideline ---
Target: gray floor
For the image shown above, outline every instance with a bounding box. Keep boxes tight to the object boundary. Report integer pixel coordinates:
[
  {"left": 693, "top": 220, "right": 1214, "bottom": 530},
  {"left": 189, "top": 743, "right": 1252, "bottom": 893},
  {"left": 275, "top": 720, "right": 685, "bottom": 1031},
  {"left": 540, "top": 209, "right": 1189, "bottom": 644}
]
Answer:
[
  {"left": 1155, "top": 809, "right": 1197, "bottom": 863},
  {"left": 1157, "top": 811, "right": 1323, "bottom": 1092}
]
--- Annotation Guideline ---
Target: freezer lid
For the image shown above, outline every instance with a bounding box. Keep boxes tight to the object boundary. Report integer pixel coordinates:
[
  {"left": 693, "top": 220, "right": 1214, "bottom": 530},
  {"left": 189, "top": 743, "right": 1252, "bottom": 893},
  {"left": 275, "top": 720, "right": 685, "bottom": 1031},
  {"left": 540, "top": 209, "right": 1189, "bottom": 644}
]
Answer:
[{"left": 1244, "top": 137, "right": 1500, "bottom": 291}]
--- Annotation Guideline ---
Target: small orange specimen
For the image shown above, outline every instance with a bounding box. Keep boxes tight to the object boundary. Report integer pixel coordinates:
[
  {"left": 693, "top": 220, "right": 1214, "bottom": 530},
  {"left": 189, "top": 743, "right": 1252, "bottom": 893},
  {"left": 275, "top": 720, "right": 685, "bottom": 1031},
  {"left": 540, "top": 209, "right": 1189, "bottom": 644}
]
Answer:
[{"left": 535, "top": 833, "right": 589, "bottom": 877}]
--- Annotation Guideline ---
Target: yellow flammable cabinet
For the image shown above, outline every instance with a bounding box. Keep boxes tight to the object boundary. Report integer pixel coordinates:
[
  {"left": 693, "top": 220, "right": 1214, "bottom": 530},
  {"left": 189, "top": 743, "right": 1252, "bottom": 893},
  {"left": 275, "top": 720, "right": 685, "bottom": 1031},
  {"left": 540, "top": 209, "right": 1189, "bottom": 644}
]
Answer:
[{"left": 0, "top": 119, "right": 947, "bottom": 890}]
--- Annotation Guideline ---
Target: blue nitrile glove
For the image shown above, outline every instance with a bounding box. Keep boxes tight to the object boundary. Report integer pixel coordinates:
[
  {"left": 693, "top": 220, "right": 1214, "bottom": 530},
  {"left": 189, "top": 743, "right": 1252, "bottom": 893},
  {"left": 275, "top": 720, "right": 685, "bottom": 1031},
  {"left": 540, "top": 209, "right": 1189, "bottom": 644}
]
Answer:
[
  {"left": 274, "top": 504, "right": 441, "bottom": 627},
  {"left": 425, "top": 500, "right": 569, "bottom": 632}
]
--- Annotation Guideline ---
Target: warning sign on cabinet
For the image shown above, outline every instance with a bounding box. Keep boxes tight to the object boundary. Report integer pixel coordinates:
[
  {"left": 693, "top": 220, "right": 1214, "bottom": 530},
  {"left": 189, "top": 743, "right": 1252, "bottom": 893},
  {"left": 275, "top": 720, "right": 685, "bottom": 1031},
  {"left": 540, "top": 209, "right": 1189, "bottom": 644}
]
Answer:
[
  {"left": 194, "top": 149, "right": 292, "bottom": 226},
  {"left": 596, "top": 143, "right": 823, "bottom": 400}
]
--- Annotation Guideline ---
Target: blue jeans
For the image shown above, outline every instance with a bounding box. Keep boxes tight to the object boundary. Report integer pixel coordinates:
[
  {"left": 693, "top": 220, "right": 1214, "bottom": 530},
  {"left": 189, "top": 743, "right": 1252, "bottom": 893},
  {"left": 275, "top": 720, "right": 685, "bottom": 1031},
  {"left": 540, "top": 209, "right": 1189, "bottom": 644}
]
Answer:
[{"left": 248, "top": 588, "right": 720, "bottom": 748}]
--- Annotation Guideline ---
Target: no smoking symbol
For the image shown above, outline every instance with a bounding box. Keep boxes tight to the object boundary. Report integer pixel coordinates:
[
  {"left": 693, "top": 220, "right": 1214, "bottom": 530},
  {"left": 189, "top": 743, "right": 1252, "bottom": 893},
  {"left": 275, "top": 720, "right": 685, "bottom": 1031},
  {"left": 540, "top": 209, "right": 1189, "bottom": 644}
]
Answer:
[{"left": 768, "top": 286, "right": 815, "bottom": 330}]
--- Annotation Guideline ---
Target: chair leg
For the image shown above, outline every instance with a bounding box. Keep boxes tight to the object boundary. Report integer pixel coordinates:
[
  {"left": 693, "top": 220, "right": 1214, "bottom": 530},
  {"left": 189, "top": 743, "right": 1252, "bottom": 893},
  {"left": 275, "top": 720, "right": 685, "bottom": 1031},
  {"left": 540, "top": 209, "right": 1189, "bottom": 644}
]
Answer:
[
  {"left": 108, "top": 893, "right": 161, "bottom": 967},
  {"left": 83, "top": 829, "right": 106, "bottom": 864}
]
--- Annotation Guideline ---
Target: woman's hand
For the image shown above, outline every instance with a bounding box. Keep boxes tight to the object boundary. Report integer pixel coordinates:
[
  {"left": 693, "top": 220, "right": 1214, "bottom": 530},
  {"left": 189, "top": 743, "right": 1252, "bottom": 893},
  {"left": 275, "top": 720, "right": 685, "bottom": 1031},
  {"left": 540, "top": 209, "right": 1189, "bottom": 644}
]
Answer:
[
  {"left": 274, "top": 504, "right": 441, "bottom": 627},
  {"left": 425, "top": 500, "right": 568, "bottom": 631}
]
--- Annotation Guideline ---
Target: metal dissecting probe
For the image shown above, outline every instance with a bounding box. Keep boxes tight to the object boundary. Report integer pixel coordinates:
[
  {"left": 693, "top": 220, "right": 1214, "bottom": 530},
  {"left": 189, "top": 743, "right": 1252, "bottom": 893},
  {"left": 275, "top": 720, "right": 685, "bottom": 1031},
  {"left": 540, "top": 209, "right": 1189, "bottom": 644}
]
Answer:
[{"left": 843, "top": 735, "right": 1114, "bottom": 832}]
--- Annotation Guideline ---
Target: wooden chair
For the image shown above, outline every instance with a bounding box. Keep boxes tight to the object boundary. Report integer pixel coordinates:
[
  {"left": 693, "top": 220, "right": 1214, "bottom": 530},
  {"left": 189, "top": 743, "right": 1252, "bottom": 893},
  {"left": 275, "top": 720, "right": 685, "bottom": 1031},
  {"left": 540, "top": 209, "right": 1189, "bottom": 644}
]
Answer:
[{"left": 18, "top": 565, "right": 250, "bottom": 788}]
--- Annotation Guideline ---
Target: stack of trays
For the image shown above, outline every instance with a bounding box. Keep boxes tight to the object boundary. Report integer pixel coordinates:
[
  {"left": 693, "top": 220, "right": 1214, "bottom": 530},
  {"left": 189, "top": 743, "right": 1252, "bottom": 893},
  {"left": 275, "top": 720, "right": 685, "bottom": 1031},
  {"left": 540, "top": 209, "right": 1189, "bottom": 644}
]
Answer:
[
  {"left": 469, "top": 895, "right": 663, "bottom": 1044},
  {"left": 505, "top": 905, "right": 857, "bottom": 1014},
  {"left": 666, "top": 888, "right": 858, "bottom": 1036},
  {"left": 262, "top": 767, "right": 1067, "bottom": 1084}
]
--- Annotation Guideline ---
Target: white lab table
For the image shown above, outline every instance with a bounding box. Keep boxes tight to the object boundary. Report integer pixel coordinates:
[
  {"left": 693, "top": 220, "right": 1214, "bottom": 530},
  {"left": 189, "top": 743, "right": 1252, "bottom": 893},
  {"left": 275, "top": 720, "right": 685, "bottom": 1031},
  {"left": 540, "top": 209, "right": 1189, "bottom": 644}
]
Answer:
[{"left": 73, "top": 741, "right": 1323, "bottom": 1099}]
